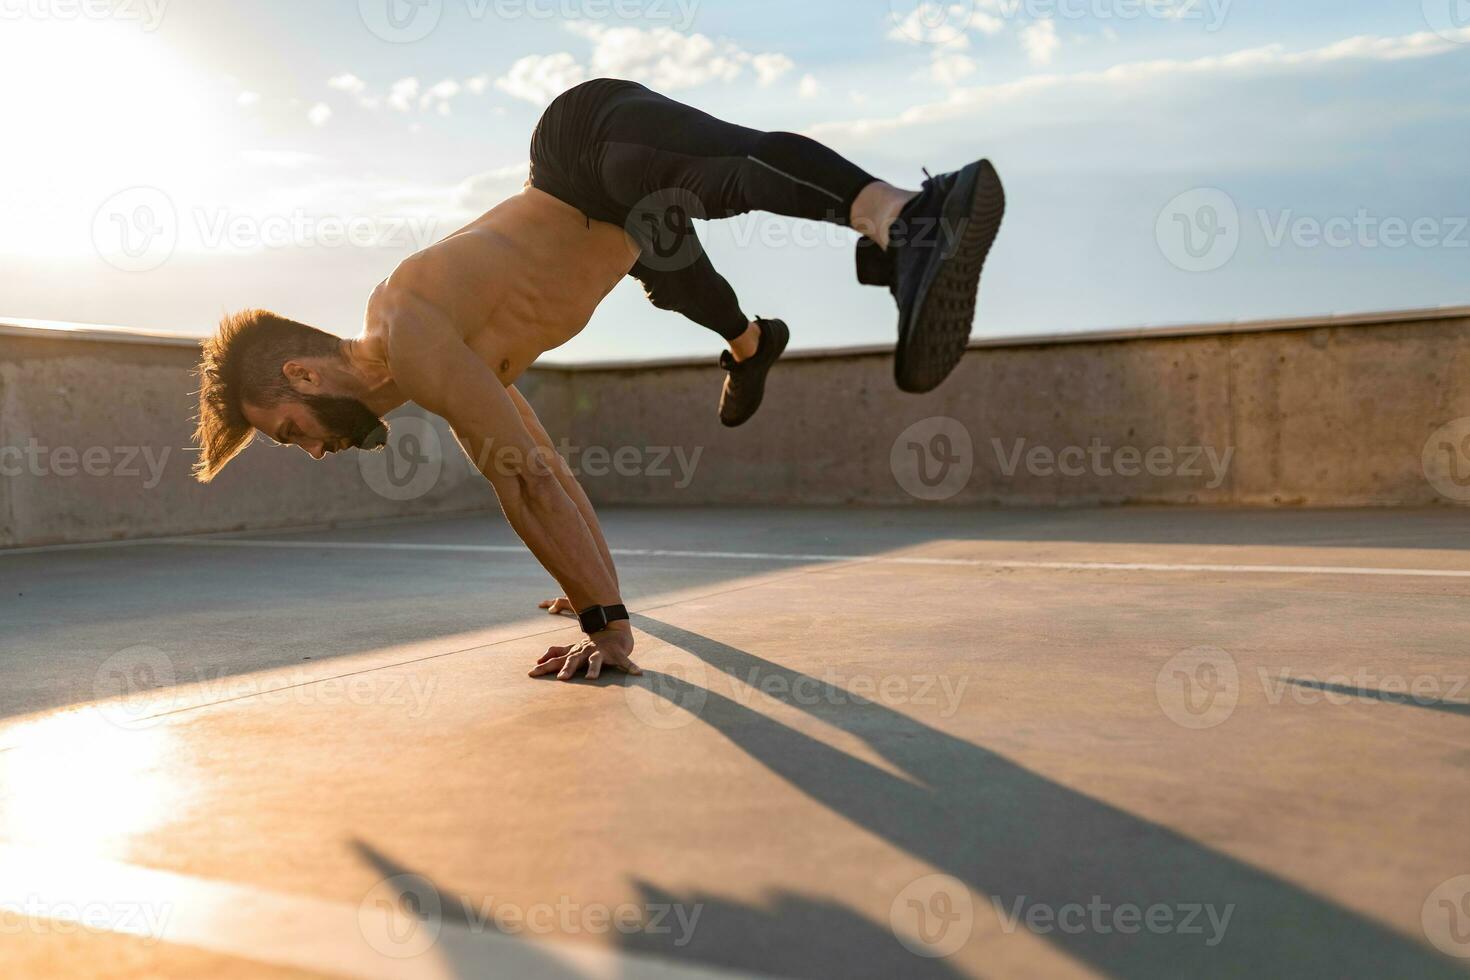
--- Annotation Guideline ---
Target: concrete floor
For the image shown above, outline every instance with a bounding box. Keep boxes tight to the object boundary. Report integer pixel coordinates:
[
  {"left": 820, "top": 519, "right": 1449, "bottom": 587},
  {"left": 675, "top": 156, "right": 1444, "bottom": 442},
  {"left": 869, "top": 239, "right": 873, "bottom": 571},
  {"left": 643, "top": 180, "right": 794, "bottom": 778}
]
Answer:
[{"left": 1, "top": 507, "right": 1468, "bottom": 979}]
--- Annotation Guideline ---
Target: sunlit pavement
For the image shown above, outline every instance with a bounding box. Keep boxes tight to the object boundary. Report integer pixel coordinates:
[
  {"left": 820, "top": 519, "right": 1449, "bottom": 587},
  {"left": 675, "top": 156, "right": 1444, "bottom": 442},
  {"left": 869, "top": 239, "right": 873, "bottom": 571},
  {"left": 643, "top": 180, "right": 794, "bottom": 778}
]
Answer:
[{"left": 1, "top": 507, "right": 1468, "bottom": 979}]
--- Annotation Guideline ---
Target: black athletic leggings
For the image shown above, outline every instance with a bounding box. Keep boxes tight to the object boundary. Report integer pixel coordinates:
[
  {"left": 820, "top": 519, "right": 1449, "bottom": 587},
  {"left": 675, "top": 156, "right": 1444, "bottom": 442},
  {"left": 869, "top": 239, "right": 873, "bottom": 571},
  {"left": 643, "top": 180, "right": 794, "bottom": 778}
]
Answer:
[{"left": 529, "top": 79, "right": 878, "bottom": 341}]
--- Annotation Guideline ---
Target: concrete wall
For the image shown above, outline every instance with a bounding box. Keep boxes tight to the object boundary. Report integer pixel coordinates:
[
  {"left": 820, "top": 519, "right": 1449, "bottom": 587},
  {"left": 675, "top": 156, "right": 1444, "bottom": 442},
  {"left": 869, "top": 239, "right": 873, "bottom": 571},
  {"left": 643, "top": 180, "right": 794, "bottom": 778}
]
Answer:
[
  {"left": 2, "top": 307, "right": 1467, "bottom": 547},
  {"left": 0, "top": 324, "right": 519, "bottom": 548},
  {"left": 552, "top": 308, "right": 1470, "bottom": 509}
]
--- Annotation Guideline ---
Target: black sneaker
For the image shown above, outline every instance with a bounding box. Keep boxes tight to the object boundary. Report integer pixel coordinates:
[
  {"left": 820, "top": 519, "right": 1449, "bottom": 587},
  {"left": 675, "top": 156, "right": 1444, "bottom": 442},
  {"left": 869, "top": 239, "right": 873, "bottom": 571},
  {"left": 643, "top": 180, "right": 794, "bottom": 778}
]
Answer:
[
  {"left": 887, "top": 159, "right": 1005, "bottom": 394},
  {"left": 718, "top": 318, "right": 789, "bottom": 427}
]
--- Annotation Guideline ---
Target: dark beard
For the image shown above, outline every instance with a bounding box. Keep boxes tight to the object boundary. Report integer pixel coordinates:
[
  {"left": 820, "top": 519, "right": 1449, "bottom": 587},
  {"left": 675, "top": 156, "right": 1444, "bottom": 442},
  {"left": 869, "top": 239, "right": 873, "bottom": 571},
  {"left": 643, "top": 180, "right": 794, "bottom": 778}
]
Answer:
[{"left": 301, "top": 394, "right": 388, "bottom": 451}]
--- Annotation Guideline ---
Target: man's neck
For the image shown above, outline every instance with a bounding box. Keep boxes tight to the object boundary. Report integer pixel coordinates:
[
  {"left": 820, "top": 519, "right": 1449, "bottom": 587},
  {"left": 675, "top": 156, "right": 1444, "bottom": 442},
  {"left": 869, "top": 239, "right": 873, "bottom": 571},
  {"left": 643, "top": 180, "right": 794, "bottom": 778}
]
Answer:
[{"left": 338, "top": 339, "right": 406, "bottom": 415}]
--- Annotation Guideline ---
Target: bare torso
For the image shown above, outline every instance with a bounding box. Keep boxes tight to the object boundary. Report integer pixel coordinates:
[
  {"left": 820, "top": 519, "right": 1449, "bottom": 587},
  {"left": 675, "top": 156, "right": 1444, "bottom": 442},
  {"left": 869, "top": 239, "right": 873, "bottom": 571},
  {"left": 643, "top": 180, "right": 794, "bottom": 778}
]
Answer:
[{"left": 360, "top": 188, "right": 641, "bottom": 387}]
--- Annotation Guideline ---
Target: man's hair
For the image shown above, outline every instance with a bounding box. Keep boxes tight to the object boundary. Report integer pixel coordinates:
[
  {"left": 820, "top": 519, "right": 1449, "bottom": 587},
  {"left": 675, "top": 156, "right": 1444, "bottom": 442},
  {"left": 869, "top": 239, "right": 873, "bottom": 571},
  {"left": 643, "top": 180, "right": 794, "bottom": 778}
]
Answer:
[{"left": 193, "top": 309, "right": 342, "bottom": 483}]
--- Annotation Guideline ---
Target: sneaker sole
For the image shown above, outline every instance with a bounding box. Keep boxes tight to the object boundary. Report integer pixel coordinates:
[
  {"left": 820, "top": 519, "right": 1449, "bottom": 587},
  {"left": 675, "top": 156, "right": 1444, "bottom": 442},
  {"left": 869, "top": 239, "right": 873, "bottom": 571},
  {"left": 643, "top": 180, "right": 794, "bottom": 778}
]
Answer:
[{"left": 895, "top": 160, "right": 1006, "bottom": 394}]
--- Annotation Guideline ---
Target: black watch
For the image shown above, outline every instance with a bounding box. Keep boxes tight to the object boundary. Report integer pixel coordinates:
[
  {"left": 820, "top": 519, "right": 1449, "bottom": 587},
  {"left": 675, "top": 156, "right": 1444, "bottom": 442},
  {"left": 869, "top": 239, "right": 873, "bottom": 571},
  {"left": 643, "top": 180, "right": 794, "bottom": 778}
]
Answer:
[{"left": 577, "top": 604, "right": 630, "bottom": 635}]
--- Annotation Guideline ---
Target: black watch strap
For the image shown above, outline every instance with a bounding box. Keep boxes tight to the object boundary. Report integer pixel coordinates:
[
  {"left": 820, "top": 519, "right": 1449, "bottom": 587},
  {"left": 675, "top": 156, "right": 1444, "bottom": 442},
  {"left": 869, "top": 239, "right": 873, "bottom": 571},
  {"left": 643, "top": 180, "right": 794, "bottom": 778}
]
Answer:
[{"left": 578, "top": 603, "right": 630, "bottom": 635}]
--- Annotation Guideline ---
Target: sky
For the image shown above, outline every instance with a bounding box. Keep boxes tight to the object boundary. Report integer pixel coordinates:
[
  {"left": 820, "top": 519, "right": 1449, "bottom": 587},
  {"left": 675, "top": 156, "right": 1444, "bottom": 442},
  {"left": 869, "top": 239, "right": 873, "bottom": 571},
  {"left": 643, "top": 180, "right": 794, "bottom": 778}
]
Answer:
[{"left": 0, "top": 0, "right": 1467, "bottom": 362}]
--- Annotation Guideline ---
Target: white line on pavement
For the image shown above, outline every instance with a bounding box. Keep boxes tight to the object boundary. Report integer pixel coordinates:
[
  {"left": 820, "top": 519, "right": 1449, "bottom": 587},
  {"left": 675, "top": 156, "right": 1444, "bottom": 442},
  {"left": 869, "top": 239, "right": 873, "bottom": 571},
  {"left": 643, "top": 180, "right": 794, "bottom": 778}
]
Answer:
[{"left": 148, "top": 537, "right": 1470, "bottom": 579}]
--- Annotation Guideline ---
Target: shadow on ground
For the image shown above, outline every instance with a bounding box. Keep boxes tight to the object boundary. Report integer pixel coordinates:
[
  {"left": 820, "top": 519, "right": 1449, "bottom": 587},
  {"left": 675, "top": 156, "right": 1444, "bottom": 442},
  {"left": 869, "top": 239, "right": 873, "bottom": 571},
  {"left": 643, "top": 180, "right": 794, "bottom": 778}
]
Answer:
[{"left": 616, "top": 615, "right": 1467, "bottom": 979}]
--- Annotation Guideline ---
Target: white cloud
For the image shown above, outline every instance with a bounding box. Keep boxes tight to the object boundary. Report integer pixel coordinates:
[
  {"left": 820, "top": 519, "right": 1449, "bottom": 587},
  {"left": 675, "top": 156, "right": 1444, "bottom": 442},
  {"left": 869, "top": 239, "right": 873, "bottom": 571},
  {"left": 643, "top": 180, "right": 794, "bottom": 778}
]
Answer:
[
  {"left": 387, "top": 77, "right": 420, "bottom": 113},
  {"left": 1021, "top": 20, "right": 1059, "bottom": 66},
  {"left": 420, "top": 78, "right": 462, "bottom": 114},
  {"left": 560, "top": 22, "right": 797, "bottom": 92},
  {"left": 236, "top": 91, "right": 260, "bottom": 108},
  {"left": 931, "top": 53, "right": 978, "bottom": 86},
  {"left": 798, "top": 74, "right": 822, "bottom": 99},
  {"left": 327, "top": 73, "right": 367, "bottom": 96},
  {"left": 752, "top": 53, "right": 795, "bottom": 86},
  {"left": 495, "top": 53, "right": 587, "bottom": 106},
  {"left": 456, "top": 162, "right": 532, "bottom": 213},
  {"left": 568, "top": 23, "right": 740, "bottom": 89},
  {"left": 307, "top": 102, "right": 332, "bottom": 127},
  {"left": 812, "top": 28, "right": 1470, "bottom": 143},
  {"left": 466, "top": 73, "right": 491, "bottom": 96}
]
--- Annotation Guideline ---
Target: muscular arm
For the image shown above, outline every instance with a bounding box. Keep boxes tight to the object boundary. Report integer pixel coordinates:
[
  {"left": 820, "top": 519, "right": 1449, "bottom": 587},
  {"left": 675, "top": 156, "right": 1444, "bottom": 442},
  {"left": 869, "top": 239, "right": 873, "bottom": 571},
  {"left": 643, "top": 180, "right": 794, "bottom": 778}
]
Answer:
[
  {"left": 380, "top": 286, "right": 621, "bottom": 614},
  {"left": 507, "top": 386, "right": 620, "bottom": 592}
]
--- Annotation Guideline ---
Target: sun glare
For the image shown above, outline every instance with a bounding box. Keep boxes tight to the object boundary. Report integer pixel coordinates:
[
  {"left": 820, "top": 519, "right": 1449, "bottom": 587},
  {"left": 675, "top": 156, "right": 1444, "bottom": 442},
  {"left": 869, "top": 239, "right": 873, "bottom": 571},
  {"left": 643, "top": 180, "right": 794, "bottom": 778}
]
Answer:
[
  {"left": 0, "top": 710, "right": 190, "bottom": 858},
  {"left": 0, "top": 18, "right": 226, "bottom": 256}
]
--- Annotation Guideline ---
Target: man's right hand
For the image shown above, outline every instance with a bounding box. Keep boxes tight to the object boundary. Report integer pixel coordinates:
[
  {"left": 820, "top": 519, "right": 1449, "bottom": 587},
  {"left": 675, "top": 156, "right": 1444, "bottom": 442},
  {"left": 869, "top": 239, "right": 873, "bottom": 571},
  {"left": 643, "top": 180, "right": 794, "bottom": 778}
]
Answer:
[{"left": 530, "top": 626, "right": 642, "bottom": 681}]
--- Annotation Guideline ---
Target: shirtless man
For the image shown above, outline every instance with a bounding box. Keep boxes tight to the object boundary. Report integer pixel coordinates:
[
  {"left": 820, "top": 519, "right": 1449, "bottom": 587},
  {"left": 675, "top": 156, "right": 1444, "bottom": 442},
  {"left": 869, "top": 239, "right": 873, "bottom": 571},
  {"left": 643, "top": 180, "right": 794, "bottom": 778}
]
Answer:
[{"left": 192, "top": 79, "right": 1005, "bottom": 682}]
